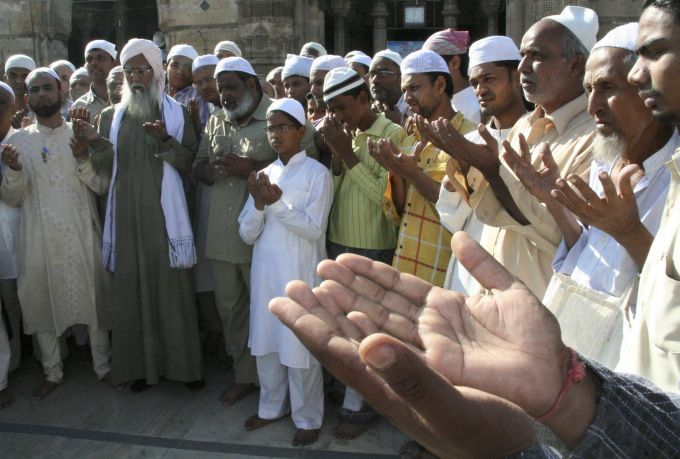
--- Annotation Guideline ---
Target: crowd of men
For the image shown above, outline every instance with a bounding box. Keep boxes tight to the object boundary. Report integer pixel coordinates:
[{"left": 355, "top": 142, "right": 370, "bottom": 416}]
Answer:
[{"left": 0, "top": 0, "right": 679, "bottom": 455}]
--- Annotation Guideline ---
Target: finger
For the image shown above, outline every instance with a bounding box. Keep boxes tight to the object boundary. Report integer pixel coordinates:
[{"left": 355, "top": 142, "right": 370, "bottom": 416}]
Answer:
[
  {"left": 347, "top": 310, "right": 381, "bottom": 338},
  {"left": 552, "top": 178, "right": 590, "bottom": 216},
  {"left": 477, "top": 124, "right": 497, "bottom": 154},
  {"left": 314, "top": 285, "right": 363, "bottom": 341},
  {"left": 501, "top": 140, "right": 523, "bottom": 170},
  {"left": 538, "top": 143, "right": 558, "bottom": 171},
  {"left": 518, "top": 134, "right": 532, "bottom": 163},
  {"left": 617, "top": 164, "right": 641, "bottom": 201},
  {"left": 567, "top": 174, "right": 600, "bottom": 204},
  {"left": 451, "top": 231, "right": 518, "bottom": 292},
  {"left": 597, "top": 171, "right": 618, "bottom": 204}
]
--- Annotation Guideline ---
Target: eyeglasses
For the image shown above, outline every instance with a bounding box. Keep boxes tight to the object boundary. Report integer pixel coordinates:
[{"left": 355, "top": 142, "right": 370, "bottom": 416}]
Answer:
[
  {"left": 123, "top": 66, "right": 153, "bottom": 77},
  {"left": 265, "top": 124, "right": 298, "bottom": 134},
  {"left": 368, "top": 69, "right": 396, "bottom": 79}
]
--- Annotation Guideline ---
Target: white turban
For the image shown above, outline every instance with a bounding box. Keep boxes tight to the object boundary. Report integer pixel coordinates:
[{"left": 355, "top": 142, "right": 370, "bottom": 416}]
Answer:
[
  {"left": 468, "top": 36, "right": 521, "bottom": 74},
  {"left": 401, "top": 50, "right": 449, "bottom": 75},
  {"left": 310, "top": 55, "right": 346, "bottom": 75},
  {"left": 214, "top": 41, "right": 242, "bottom": 58},
  {"left": 26, "top": 67, "right": 60, "bottom": 86},
  {"left": 545, "top": 6, "right": 599, "bottom": 51},
  {"left": 4, "top": 54, "right": 36, "bottom": 73},
  {"left": 349, "top": 55, "right": 372, "bottom": 68},
  {"left": 282, "top": 54, "right": 313, "bottom": 80},
  {"left": 0, "top": 82, "right": 14, "bottom": 103},
  {"left": 192, "top": 54, "right": 219, "bottom": 73},
  {"left": 214, "top": 57, "right": 257, "bottom": 78},
  {"left": 50, "top": 59, "right": 76, "bottom": 73},
  {"left": 70, "top": 67, "right": 89, "bottom": 83},
  {"left": 323, "top": 67, "right": 364, "bottom": 102},
  {"left": 120, "top": 38, "right": 164, "bottom": 103},
  {"left": 267, "top": 98, "right": 306, "bottom": 126},
  {"left": 167, "top": 44, "right": 198, "bottom": 62},
  {"left": 371, "top": 50, "right": 403, "bottom": 68},
  {"left": 85, "top": 39, "right": 117, "bottom": 60},
  {"left": 592, "top": 22, "right": 638, "bottom": 53},
  {"left": 300, "top": 42, "right": 327, "bottom": 57}
]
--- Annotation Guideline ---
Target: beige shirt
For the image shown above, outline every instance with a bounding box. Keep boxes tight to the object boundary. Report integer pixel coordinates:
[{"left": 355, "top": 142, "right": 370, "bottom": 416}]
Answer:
[
  {"left": 469, "top": 93, "right": 595, "bottom": 298},
  {"left": 617, "top": 148, "right": 680, "bottom": 394},
  {"left": 72, "top": 85, "right": 109, "bottom": 121}
]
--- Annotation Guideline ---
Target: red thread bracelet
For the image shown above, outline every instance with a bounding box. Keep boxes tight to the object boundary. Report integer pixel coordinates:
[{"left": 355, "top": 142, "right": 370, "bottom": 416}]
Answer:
[{"left": 534, "top": 348, "right": 586, "bottom": 422}]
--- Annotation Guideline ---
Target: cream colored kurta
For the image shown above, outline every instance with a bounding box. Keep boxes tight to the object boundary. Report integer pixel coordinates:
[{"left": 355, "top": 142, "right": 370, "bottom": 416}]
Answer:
[
  {"left": 616, "top": 148, "right": 680, "bottom": 394},
  {"left": 0, "top": 121, "right": 110, "bottom": 335},
  {"left": 469, "top": 94, "right": 595, "bottom": 298}
]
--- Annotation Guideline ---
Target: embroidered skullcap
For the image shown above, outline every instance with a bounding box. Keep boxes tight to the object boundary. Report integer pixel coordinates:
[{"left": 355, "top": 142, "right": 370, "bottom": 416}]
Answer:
[
  {"left": 545, "top": 6, "right": 599, "bottom": 51},
  {"left": 214, "top": 57, "right": 257, "bottom": 78},
  {"left": 267, "top": 97, "right": 305, "bottom": 125},
  {"left": 300, "top": 42, "right": 327, "bottom": 57},
  {"left": 167, "top": 44, "right": 198, "bottom": 62},
  {"left": 50, "top": 59, "right": 76, "bottom": 73},
  {"left": 4, "top": 54, "right": 36, "bottom": 73},
  {"left": 592, "top": 22, "right": 638, "bottom": 53},
  {"left": 344, "top": 50, "right": 367, "bottom": 60},
  {"left": 468, "top": 36, "right": 521, "bottom": 74},
  {"left": 282, "top": 54, "right": 313, "bottom": 80},
  {"left": 26, "top": 67, "right": 60, "bottom": 86},
  {"left": 0, "top": 82, "right": 14, "bottom": 102},
  {"left": 310, "top": 55, "right": 346, "bottom": 75},
  {"left": 349, "top": 54, "right": 372, "bottom": 68},
  {"left": 323, "top": 67, "right": 365, "bottom": 102},
  {"left": 423, "top": 29, "right": 470, "bottom": 55},
  {"left": 70, "top": 67, "right": 89, "bottom": 83},
  {"left": 214, "top": 41, "right": 242, "bottom": 58},
  {"left": 401, "top": 50, "right": 449, "bottom": 75},
  {"left": 371, "top": 50, "right": 403, "bottom": 68},
  {"left": 85, "top": 39, "right": 117, "bottom": 60},
  {"left": 192, "top": 54, "right": 219, "bottom": 72}
]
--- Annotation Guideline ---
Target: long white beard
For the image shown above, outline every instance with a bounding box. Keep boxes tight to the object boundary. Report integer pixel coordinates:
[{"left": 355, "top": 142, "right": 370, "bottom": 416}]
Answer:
[
  {"left": 120, "top": 81, "right": 161, "bottom": 120},
  {"left": 223, "top": 89, "right": 254, "bottom": 121},
  {"left": 592, "top": 132, "right": 627, "bottom": 165}
]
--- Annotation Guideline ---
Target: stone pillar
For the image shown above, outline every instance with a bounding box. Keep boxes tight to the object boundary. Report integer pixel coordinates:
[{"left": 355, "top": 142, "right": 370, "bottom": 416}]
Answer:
[
  {"left": 330, "top": 0, "right": 351, "bottom": 56},
  {"left": 372, "top": 0, "right": 388, "bottom": 54},
  {"left": 482, "top": 0, "right": 502, "bottom": 36},
  {"left": 442, "top": 0, "right": 459, "bottom": 29}
]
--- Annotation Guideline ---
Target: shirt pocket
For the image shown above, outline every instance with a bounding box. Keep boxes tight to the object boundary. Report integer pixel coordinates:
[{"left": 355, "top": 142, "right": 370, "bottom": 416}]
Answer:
[
  {"left": 649, "top": 251, "right": 680, "bottom": 353},
  {"left": 281, "top": 186, "right": 309, "bottom": 211}
]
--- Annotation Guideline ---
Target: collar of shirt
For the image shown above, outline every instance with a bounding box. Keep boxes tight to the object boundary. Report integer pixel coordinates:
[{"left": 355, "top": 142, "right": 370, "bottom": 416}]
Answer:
[
  {"left": 530, "top": 92, "right": 588, "bottom": 137},
  {"left": 34, "top": 120, "right": 68, "bottom": 135},
  {"left": 276, "top": 150, "right": 306, "bottom": 169},
  {"left": 86, "top": 84, "right": 107, "bottom": 104}
]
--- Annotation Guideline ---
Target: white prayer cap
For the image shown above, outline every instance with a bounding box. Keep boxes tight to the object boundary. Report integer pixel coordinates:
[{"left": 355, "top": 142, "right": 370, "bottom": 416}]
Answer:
[
  {"left": 323, "top": 67, "right": 365, "bottom": 102},
  {"left": 282, "top": 54, "right": 313, "bottom": 80},
  {"left": 545, "top": 6, "right": 599, "bottom": 51},
  {"left": 592, "top": 22, "right": 639, "bottom": 53},
  {"left": 370, "top": 50, "right": 403, "bottom": 68},
  {"left": 213, "top": 40, "right": 242, "bottom": 58},
  {"left": 401, "top": 50, "right": 449, "bottom": 76},
  {"left": 26, "top": 67, "right": 60, "bottom": 86},
  {"left": 423, "top": 29, "right": 470, "bottom": 55},
  {"left": 84, "top": 39, "right": 117, "bottom": 60},
  {"left": 266, "top": 66, "right": 283, "bottom": 80},
  {"left": 4, "top": 54, "right": 36, "bottom": 73},
  {"left": 0, "top": 82, "right": 14, "bottom": 103},
  {"left": 50, "top": 59, "right": 76, "bottom": 73},
  {"left": 344, "top": 50, "right": 367, "bottom": 60},
  {"left": 107, "top": 66, "right": 124, "bottom": 80},
  {"left": 214, "top": 57, "right": 257, "bottom": 78},
  {"left": 192, "top": 54, "right": 219, "bottom": 72},
  {"left": 300, "top": 42, "right": 327, "bottom": 57},
  {"left": 167, "top": 44, "right": 199, "bottom": 62},
  {"left": 467, "top": 36, "right": 521, "bottom": 74},
  {"left": 267, "top": 97, "right": 305, "bottom": 126},
  {"left": 310, "top": 55, "right": 346, "bottom": 75},
  {"left": 349, "top": 54, "right": 372, "bottom": 68},
  {"left": 70, "top": 67, "right": 89, "bottom": 83}
]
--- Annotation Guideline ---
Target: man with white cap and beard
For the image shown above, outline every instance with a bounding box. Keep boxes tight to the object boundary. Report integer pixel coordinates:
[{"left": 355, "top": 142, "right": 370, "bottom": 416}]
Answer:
[
  {"left": 4, "top": 54, "right": 36, "bottom": 128},
  {"left": 1, "top": 68, "right": 112, "bottom": 401},
  {"left": 282, "top": 54, "right": 313, "bottom": 110},
  {"left": 369, "top": 50, "right": 408, "bottom": 125},
  {"left": 73, "top": 40, "right": 117, "bottom": 120},
  {"left": 80, "top": 38, "right": 203, "bottom": 392}
]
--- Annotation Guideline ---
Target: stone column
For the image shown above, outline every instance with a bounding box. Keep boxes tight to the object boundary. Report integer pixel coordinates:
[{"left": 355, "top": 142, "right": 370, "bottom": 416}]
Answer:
[
  {"left": 330, "top": 0, "right": 351, "bottom": 55},
  {"left": 482, "top": 0, "right": 502, "bottom": 36},
  {"left": 442, "top": 0, "right": 459, "bottom": 29},
  {"left": 372, "top": 0, "right": 388, "bottom": 53}
]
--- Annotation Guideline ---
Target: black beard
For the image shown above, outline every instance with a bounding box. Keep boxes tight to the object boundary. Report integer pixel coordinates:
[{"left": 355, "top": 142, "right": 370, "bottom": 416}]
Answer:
[{"left": 30, "top": 99, "right": 62, "bottom": 117}]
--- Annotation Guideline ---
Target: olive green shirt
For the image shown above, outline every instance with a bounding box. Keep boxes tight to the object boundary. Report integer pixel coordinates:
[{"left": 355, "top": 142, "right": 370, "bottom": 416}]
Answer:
[{"left": 72, "top": 85, "right": 109, "bottom": 120}]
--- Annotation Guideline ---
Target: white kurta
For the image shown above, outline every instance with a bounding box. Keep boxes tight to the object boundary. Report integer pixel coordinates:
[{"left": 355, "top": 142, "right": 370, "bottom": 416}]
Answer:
[
  {"left": 0, "top": 121, "right": 110, "bottom": 335},
  {"left": 452, "top": 86, "right": 481, "bottom": 125},
  {"left": 239, "top": 151, "right": 333, "bottom": 368}
]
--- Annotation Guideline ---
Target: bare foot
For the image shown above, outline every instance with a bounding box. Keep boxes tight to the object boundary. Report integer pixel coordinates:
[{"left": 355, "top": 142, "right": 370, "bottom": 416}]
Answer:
[
  {"left": 244, "top": 413, "right": 288, "bottom": 431},
  {"left": 0, "top": 389, "right": 15, "bottom": 409},
  {"left": 220, "top": 383, "right": 256, "bottom": 407},
  {"left": 292, "top": 428, "right": 320, "bottom": 446},
  {"left": 99, "top": 372, "right": 124, "bottom": 391},
  {"left": 330, "top": 421, "right": 372, "bottom": 440},
  {"left": 31, "top": 380, "right": 59, "bottom": 401},
  {"left": 399, "top": 440, "right": 438, "bottom": 459}
]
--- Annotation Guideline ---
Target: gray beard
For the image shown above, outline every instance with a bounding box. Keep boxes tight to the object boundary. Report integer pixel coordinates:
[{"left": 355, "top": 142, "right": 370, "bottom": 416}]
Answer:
[
  {"left": 121, "top": 82, "right": 160, "bottom": 120},
  {"left": 592, "top": 132, "right": 627, "bottom": 165},
  {"left": 224, "top": 90, "right": 254, "bottom": 121}
]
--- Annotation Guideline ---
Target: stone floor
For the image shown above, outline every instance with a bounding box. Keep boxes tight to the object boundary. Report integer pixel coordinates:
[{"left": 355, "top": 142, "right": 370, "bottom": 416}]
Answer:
[{"left": 0, "top": 348, "right": 406, "bottom": 458}]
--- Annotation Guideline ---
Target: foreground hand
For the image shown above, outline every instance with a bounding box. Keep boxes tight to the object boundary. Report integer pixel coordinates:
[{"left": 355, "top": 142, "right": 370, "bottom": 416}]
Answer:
[
  {"left": 222, "top": 154, "right": 255, "bottom": 179},
  {"left": 319, "top": 116, "right": 353, "bottom": 159},
  {"left": 142, "top": 120, "right": 169, "bottom": 142},
  {"left": 433, "top": 121, "right": 500, "bottom": 176},
  {"left": 368, "top": 138, "right": 421, "bottom": 178},
  {"left": 255, "top": 171, "right": 282, "bottom": 205},
  {"left": 1, "top": 144, "right": 22, "bottom": 171},
  {"left": 10, "top": 109, "right": 27, "bottom": 129},
  {"left": 69, "top": 137, "right": 89, "bottom": 163},
  {"left": 68, "top": 106, "right": 91, "bottom": 124},
  {"left": 270, "top": 277, "right": 538, "bottom": 459},
  {"left": 72, "top": 119, "right": 100, "bottom": 143},
  {"left": 503, "top": 137, "right": 560, "bottom": 204}
]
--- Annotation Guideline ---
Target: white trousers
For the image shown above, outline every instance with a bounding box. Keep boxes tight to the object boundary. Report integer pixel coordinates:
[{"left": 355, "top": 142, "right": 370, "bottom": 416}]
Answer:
[
  {"left": 0, "top": 301, "right": 9, "bottom": 391},
  {"left": 256, "top": 353, "right": 324, "bottom": 429},
  {"left": 343, "top": 386, "right": 365, "bottom": 412},
  {"left": 34, "top": 328, "right": 111, "bottom": 383}
]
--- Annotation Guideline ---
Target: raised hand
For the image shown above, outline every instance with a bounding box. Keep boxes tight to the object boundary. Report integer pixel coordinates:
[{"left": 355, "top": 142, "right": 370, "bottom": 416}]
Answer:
[
  {"left": 433, "top": 121, "right": 500, "bottom": 176},
  {"left": 221, "top": 154, "right": 255, "bottom": 179},
  {"left": 255, "top": 171, "right": 282, "bottom": 206},
  {"left": 142, "top": 120, "right": 169, "bottom": 142},
  {"left": 503, "top": 136, "right": 560, "bottom": 204},
  {"left": 188, "top": 98, "right": 202, "bottom": 135},
  {"left": 1, "top": 144, "right": 22, "bottom": 171},
  {"left": 68, "top": 106, "right": 91, "bottom": 124},
  {"left": 368, "top": 138, "right": 420, "bottom": 178},
  {"left": 69, "top": 136, "right": 89, "bottom": 163},
  {"left": 72, "top": 118, "right": 100, "bottom": 143}
]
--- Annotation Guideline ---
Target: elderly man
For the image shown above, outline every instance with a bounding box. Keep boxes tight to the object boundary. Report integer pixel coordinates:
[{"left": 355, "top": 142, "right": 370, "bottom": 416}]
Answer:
[
  {"left": 371, "top": 50, "right": 475, "bottom": 288},
  {"left": 84, "top": 38, "right": 203, "bottom": 392},
  {"left": 214, "top": 41, "right": 242, "bottom": 59},
  {"left": 1, "top": 68, "right": 111, "bottom": 401},
  {"left": 73, "top": 40, "right": 117, "bottom": 120},
  {"left": 266, "top": 67, "right": 284, "bottom": 99},
  {"left": 282, "top": 54, "right": 313, "bottom": 109},
  {"left": 369, "top": 50, "right": 408, "bottom": 125},
  {"left": 69, "top": 67, "right": 91, "bottom": 104},
  {"left": 4, "top": 54, "right": 36, "bottom": 127},
  {"left": 50, "top": 60, "right": 76, "bottom": 119},
  {"left": 300, "top": 42, "right": 326, "bottom": 59},
  {"left": 423, "top": 29, "right": 481, "bottom": 124},
  {"left": 106, "top": 66, "right": 124, "bottom": 105}
]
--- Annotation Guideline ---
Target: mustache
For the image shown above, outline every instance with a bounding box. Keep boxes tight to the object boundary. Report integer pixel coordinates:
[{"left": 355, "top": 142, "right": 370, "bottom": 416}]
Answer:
[{"left": 130, "top": 83, "right": 146, "bottom": 91}]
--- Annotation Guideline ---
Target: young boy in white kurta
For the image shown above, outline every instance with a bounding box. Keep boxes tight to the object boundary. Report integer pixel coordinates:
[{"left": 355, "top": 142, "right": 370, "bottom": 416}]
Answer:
[{"left": 239, "top": 98, "right": 333, "bottom": 446}]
